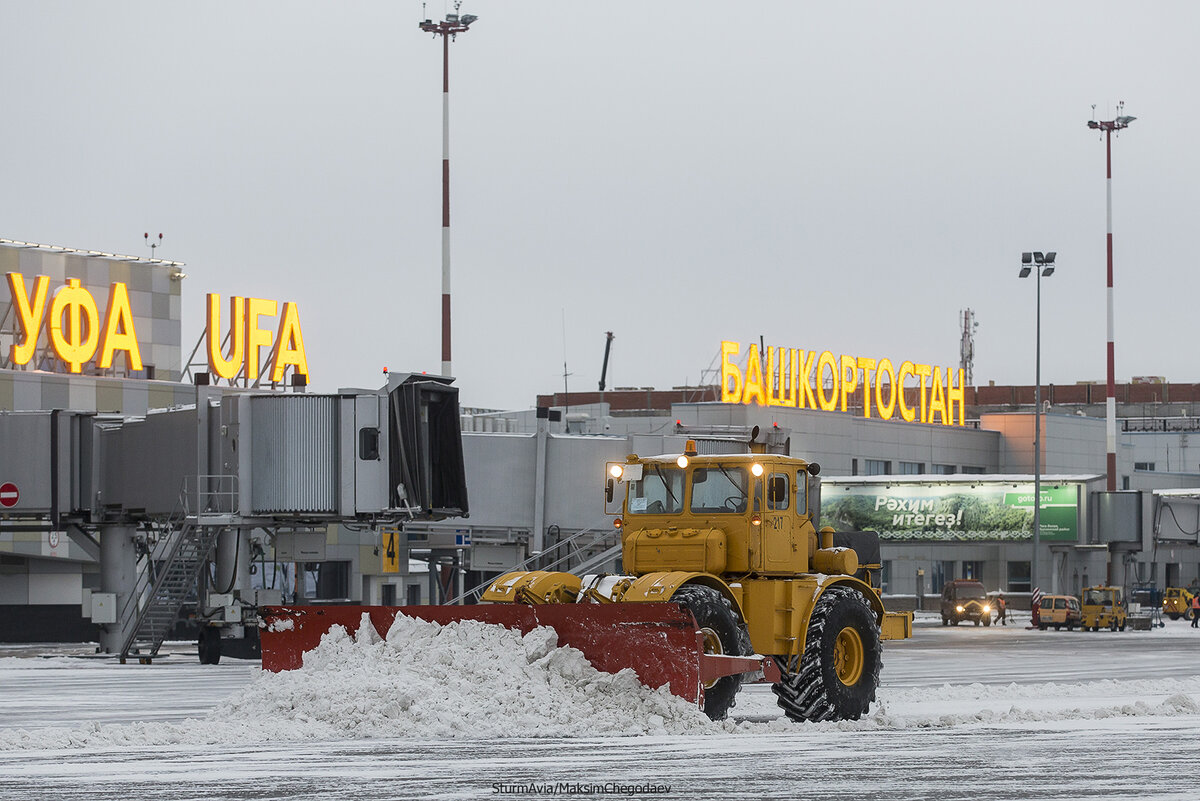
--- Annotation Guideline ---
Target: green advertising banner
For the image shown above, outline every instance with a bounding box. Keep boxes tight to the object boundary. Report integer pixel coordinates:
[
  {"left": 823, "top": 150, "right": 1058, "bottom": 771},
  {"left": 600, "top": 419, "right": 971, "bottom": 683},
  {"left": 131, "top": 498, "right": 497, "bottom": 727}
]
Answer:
[{"left": 821, "top": 483, "right": 1080, "bottom": 542}]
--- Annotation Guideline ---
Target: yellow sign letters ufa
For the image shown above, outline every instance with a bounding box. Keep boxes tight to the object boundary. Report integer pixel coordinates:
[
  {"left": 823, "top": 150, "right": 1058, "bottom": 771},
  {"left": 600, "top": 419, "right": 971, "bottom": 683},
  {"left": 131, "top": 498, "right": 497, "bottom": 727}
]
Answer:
[{"left": 206, "top": 294, "right": 308, "bottom": 383}]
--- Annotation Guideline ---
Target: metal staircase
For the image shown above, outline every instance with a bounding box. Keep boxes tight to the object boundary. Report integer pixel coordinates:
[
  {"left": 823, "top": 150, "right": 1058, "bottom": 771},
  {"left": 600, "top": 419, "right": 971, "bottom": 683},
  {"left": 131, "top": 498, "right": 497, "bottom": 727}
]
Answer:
[{"left": 117, "top": 476, "right": 237, "bottom": 663}]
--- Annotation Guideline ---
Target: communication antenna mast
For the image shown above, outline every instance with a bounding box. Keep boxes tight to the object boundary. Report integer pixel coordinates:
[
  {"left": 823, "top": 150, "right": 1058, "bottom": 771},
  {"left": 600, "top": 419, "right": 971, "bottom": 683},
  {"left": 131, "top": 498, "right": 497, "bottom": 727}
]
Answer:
[
  {"left": 959, "top": 308, "right": 978, "bottom": 386},
  {"left": 419, "top": 1, "right": 478, "bottom": 377},
  {"left": 561, "top": 310, "right": 573, "bottom": 432},
  {"left": 1087, "top": 101, "right": 1136, "bottom": 491},
  {"left": 144, "top": 232, "right": 163, "bottom": 259}
]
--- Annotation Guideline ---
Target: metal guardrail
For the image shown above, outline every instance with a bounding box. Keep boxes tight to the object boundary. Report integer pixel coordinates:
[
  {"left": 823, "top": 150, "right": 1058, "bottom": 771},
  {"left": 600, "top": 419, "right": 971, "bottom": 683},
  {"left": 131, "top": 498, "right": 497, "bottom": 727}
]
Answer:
[
  {"left": 445, "top": 526, "right": 619, "bottom": 605},
  {"left": 1122, "top": 417, "right": 1200, "bottom": 433},
  {"left": 182, "top": 474, "right": 238, "bottom": 516}
]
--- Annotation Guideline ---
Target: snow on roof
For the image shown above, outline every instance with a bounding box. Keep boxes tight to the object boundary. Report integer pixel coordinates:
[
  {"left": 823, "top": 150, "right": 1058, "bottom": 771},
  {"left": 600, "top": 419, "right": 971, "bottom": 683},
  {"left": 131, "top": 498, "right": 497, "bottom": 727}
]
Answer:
[{"left": 823, "top": 474, "right": 1104, "bottom": 485}]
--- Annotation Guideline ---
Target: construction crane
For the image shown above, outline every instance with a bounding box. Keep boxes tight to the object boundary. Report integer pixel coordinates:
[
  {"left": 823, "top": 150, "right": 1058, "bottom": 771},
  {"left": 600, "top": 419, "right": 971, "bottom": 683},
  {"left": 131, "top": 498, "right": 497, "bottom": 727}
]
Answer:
[{"left": 598, "top": 331, "right": 614, "bottom": 391}]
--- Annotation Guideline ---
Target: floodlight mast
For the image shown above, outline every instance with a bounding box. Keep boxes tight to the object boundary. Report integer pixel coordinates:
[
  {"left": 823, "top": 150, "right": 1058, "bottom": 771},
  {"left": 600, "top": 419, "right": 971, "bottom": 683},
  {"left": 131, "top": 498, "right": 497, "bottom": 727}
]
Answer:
[
  {"left": 1087, "top": 103, "right": 1135, "bottom": 491},
  {"left": 1020, "top": 250, "right": 1057, "bottom": 600},
  {"left": 419, "top": 4, "right": 477, "bottom": 377}
]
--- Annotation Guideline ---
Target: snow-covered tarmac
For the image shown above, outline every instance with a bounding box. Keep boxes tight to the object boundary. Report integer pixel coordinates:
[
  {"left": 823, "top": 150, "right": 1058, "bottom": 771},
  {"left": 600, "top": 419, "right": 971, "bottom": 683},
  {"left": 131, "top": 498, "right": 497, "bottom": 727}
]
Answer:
[{"left": 1, "top": 613, "right": 1198, "bottom": 800}]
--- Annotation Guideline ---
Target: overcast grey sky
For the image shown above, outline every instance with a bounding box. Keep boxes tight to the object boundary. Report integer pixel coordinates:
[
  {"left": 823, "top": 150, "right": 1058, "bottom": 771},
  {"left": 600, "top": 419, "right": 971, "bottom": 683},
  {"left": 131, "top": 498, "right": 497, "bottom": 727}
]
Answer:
[{"left": 2, "top": 2, "right": 1196, "bottom": 410}]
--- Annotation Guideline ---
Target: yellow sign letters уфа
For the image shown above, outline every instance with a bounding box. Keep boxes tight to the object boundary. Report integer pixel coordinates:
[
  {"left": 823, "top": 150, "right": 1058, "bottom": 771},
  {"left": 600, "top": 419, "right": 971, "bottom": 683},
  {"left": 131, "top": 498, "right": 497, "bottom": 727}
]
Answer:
[
  {"left": 6, "top": 273, "right": 144, "bottom": 373},
  {"left": 5, "top": 274, "right": 309, "bottom": 383},
  {"left": 720, "top": 340, "right": 966, "bottom": 426}
]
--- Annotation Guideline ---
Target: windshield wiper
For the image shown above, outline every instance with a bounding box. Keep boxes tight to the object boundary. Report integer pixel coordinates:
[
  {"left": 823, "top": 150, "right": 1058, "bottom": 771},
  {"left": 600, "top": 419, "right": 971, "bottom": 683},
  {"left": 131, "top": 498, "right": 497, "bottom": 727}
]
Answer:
[
  {"left": 717, "top": 465, "right": 748, "bottom": 500},
  {"left": 651, "top": 464, "right": 678, "bottom": 507}
]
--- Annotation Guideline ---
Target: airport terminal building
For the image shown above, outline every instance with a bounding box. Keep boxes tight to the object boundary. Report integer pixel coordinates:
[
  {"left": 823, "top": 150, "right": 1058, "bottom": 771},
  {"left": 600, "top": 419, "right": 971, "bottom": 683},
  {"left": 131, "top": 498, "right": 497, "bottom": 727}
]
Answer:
[{"left": 3, "top": 239, "right": 1199, "bottom": 643}]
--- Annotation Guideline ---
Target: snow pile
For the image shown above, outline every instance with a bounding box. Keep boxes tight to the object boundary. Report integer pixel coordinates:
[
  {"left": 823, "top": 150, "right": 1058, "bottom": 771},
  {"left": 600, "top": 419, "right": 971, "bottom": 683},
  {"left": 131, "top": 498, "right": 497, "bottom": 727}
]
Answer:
[
  {"left": 0, "top": 613, "right": 713, "bottom": 749},
  {"left": 852, "top": 692, "right": 1200, "bottom": 731},
  {"left": 209, "top": 612, "right": 713, "bottom": 739}
]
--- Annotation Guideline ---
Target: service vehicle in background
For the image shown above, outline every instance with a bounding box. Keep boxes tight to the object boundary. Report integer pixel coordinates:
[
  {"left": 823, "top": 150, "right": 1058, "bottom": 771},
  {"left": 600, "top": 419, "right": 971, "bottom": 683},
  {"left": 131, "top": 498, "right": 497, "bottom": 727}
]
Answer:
[
  {"left": 1081, "top": 586, "right": 1127, "bottom": 631},
  {"left": 1162, "top": 587, "right": 1195, "bottom": 621},
  {"left": 1036, "top": 594, "right": 1082, "bottom": 630},
  {"left": 939, "top": 579, "right": 992, "bottom": 626}
]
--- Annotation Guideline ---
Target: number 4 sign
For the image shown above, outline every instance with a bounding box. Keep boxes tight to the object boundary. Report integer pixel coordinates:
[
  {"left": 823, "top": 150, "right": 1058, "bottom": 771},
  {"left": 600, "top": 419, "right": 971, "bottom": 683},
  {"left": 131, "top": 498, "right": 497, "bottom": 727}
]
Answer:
[{"left": 382, "top": 529, "right": 400, "bottom": 573}]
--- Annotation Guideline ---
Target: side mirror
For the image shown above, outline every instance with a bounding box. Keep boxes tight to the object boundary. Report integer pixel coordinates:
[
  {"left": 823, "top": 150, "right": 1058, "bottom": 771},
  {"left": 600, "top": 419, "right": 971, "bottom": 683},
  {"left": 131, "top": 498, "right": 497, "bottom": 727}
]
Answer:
[{"left": 605, "top": 478, "right": 615, "bottom": 504}]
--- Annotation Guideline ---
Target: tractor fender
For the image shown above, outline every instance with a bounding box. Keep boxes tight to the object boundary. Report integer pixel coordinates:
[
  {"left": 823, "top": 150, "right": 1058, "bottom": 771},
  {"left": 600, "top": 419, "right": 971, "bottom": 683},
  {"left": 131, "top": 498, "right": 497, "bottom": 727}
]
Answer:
[
  {"left": 622, "top": 571, "right": 746, "bottom": 622},
  {"left": 806, "top": 577, "right": 885, "bottom": 631}
]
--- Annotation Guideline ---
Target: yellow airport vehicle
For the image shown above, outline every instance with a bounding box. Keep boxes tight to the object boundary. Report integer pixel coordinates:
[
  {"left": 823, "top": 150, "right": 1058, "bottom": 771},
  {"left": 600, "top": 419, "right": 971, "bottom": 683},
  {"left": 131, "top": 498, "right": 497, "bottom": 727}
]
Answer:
[
  {"left": 1036, "top": 594, "right": 1082, "bottom": 630},
  {"left": 1162, "top": 587, "right": 1195, "bottom": 621},
  {"left": 481, "top": 441, "right": 913, "bottom": 722},
  {"left": 1081, "top": 586, "right": 1127, "bottom": 631}
]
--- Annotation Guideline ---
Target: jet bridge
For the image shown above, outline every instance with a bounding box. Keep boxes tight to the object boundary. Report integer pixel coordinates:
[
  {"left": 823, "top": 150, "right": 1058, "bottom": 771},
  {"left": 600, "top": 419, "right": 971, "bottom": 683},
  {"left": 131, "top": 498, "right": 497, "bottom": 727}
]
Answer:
[{"left": 0, "top": 371, "right": 468, "bottom": 661}]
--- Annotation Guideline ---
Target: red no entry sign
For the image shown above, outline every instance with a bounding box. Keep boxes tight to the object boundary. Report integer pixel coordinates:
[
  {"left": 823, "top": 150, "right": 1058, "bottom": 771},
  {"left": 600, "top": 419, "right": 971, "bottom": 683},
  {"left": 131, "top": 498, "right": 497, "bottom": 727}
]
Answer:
[{"left": 0, "top": 482, "right": 18, "bottom": 508}]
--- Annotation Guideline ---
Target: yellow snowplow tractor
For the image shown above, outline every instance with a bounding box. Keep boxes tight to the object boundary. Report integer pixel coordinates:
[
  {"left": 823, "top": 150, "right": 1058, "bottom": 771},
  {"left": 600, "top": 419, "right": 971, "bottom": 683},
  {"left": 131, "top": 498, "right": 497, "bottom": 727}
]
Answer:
[
  {"left": 483, "top": 446, "right": 912, "bottom": 723},
  {"left": 1081, "top": 586, "right": 1127, "bottom": 631},
  {"left": 1162, "top": 587, "right": 1195, "bottom": 621}
]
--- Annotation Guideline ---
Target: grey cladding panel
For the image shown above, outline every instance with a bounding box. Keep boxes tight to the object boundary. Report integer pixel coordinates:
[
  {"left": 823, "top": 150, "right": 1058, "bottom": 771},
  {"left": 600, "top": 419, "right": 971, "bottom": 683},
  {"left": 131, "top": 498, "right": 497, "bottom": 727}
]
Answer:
[
  {"left": 251, "top": 395, "right": 338, "bottom": 514},
  {"left": 0, "top": 413, "right": 53, "bottom": 511},
  {"left": 1096, "top": 492, "right": 1141, "bottom": 544}
]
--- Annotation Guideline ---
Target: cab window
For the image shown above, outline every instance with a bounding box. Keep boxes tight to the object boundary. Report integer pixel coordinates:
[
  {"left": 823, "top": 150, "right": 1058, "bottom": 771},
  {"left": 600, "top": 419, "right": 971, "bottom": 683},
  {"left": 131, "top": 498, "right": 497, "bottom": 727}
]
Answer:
[
  {"left": 628, "top": 466, "right": 684, "bottom": 515},
  {"left": 1054, "top": 598, "right": 1067, "bottom": 609},
  {"left": 690, "top": 467, "right": 748, "bottom": 513},
  {"left": 797, "top": 471, "right": 809, "bottom": 515},
  {"left": 766, "top": 473, "right": 789, "bottom": 511}
]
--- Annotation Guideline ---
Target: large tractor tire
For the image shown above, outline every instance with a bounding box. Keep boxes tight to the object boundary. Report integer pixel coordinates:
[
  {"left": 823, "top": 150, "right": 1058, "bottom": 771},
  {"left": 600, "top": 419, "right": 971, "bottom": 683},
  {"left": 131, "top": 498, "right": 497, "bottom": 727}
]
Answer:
[
  {"left": 671, "top": 585, "right": 751, "bottom": 721},
  {"left": 1167, "top": 613, "right": 1180, "bottom": 621},
  {"left": 772, "top": 586, "right": 882, "bottom": 723}
]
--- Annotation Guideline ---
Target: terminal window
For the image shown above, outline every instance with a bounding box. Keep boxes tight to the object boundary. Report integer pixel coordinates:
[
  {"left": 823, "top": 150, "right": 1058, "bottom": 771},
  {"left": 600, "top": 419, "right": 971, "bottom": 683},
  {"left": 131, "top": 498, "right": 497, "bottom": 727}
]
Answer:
[
  {"left": 931, "top": 464, "right": 956, "bottom": 475},
  {"left": 931, "top": 560, "right": 955, "bottom": 594},
  {"left": 899, "top": 462, "right": 924, "bottom": 475},
  {"left": 865, "top": 459, "right": 892, "bottom": 476},
  {"left": 1007, "top": 561, "right": 1031, "bottom": 593},
  {"left": 1134, "top": 462, "right": 1156, "bottom": 471},
  {"left": 961, "top": 466, "right": 986, "bottom": 474},
  {"left": 962, "top": 560, "right": 983, "bottom": 581}
]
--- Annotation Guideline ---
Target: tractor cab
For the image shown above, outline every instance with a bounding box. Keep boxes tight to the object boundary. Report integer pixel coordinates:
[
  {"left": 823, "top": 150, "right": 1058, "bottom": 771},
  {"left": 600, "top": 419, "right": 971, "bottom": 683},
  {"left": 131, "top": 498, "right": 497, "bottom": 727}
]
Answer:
[
  {"left": 613, "top": 449, "right": 821, "bottom": 578},
  {"left": 1081, "top": 586, "right": 1127, "bottom": 631}
]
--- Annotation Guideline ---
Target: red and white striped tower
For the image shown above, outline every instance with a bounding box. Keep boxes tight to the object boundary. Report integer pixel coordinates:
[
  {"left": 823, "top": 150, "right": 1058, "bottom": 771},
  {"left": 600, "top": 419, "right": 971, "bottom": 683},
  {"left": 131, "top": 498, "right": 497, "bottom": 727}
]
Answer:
[
  {"left": 420, "top": 5, "right": 477, "bottom": 377},
  {"left": 1087, "top": 105, "right": 1135, "bottom": 491}
]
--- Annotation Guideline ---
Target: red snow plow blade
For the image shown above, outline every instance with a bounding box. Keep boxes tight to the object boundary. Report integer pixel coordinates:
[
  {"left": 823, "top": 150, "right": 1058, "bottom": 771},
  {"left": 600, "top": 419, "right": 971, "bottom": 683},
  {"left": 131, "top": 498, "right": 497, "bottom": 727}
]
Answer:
[{"left": 259, "top": 604, "right": 778, "bottom": 707}]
